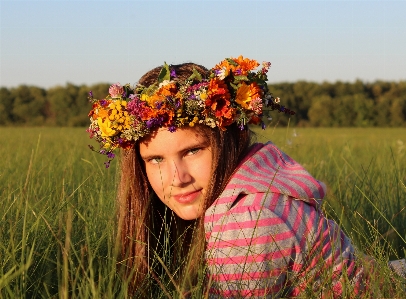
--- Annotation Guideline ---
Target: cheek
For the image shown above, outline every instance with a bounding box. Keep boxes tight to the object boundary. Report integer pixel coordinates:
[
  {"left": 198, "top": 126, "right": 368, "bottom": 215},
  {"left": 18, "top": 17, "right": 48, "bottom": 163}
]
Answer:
[
  {"left": 145, "top": 168, "right": 164, "bottom": 197},
  {"left": 196, "top": 155, "right": 213, "bottom": 188}
]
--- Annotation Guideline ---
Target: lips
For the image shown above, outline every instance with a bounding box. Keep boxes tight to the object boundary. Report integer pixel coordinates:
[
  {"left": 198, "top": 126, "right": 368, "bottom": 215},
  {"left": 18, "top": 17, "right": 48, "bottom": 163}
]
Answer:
[{"left": 172, "top": 190, "right": 202, "bottom": 204}]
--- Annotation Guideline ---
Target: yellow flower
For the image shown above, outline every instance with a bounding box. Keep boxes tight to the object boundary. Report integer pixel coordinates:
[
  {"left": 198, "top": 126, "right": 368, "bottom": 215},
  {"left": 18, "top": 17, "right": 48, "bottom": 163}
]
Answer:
[
  {"left": 235, "top": 82, "right": 262, "bottom": 110},
  {"left": 189, "top": 116, "right": 199, "bottom": 127},
  {"left": 97, "top": 117, "right": 116, "bottom": 137},
  {"left": 199, "top": 92, "right": 208, "bottom": 100},
  {"left": 141, "top": 94, "right": 150, "bottom": 102}
]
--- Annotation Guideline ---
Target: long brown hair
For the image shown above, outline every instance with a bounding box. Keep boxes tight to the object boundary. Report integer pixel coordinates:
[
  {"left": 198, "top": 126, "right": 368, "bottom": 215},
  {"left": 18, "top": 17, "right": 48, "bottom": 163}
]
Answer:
[{"left": 117, "top": 63, "right": 252, "bottom": 294}]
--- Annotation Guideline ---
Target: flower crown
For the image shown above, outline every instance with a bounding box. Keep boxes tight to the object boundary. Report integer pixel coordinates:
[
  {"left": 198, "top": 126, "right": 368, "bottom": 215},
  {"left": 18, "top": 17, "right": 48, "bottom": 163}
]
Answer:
[{"left": 87, "top": 56, "right": 295, "bottom": 167}]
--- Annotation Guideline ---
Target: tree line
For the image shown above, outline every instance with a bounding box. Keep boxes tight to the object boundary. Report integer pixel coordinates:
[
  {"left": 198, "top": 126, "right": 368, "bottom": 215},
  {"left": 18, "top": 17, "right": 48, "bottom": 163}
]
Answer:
[{"left": 1, "top": 80, "right": 405, "bottom": 127}]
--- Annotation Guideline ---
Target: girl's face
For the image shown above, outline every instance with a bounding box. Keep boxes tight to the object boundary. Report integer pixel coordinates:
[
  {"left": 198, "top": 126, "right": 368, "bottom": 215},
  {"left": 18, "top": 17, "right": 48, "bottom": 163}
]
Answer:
[{"left": 139, "top": 127, "right": 212, "bottom": 220}]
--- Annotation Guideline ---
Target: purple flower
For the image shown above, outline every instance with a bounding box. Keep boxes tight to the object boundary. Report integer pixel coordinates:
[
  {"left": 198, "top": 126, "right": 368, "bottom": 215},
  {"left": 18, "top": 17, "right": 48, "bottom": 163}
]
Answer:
[
  {"left": 99, "top": 149, "right": 106, "bottom": 155},
  {"left": 175, "top": 101, "right": 181, "bottom": 109},
  {"left": 88, "top": 91, "right": 93, "bottom": 98},
  {"left": 127, "top": 98, "right": 146, "bottom": 116},
  {"left": 168, "top": 126, "right": 177, "bottom": 132},
  {"left": 239, "top": 124, "right": 245, "bottom": 130},
  {"left": 170, "top": 69, "right": 177, "bottom": 78},
  {"left": 261, "top": 122, "right": 266, "bottom": 130},
  {"left": 156, "top": 101, "right": 163, "bottom": 109},
  {"left": 104, "top": 161, "right": 111, "bottom": 168},
  {"left": 166, "top": 96, "right": 174, "bottom": 105},
  {"left": 146, "top": 119, "right": 155, "bottom": 129},
  {"left": 118, "top": 138, "right": 124, "bottom": 144},
  {"left": 146, "top": 117, "right": 164, "bottom": 129},
  {"left": 234, "top": 69, "right": 242, "bottom": 75},
  {"left": 100, "top": 99, "right": 107, "bottom": 106},
  {"left": 107, "top": 152, "right": 115, "bottom": 159}
]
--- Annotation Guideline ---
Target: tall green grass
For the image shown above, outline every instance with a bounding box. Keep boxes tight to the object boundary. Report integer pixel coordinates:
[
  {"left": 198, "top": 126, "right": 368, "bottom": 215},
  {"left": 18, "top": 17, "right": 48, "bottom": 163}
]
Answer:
[{"left": 0, "top": 127, "right": 405, "bottom": 298}]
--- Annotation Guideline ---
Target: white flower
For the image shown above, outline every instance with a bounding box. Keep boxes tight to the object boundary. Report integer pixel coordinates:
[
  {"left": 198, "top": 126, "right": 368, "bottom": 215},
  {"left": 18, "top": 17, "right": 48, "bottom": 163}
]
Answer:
[
  {"left": 158, "top": 80, "right": 172, "bottom": 88},
  {"left": 217, "top": 68, "right": 227, "bottom": 80}
]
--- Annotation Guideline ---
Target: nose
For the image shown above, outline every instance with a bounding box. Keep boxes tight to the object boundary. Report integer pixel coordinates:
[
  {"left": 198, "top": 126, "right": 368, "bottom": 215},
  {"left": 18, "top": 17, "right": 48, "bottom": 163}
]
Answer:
[{"left": 169, "top": 159, "right": 192, "bottom": 187}]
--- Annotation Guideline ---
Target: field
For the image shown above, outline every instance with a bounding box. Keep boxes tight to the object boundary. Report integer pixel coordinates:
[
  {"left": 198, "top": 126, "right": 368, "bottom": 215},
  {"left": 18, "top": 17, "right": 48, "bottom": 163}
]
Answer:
[{"left": 0, "top": 127, "right": 405, "bottom": 298}]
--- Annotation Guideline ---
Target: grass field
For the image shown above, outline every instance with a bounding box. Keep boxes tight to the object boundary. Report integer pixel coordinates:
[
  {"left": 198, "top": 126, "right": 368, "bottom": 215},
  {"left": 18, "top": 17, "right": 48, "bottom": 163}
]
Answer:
[{"left": 0, "top": 127, "right": 405, "bottom": 298}]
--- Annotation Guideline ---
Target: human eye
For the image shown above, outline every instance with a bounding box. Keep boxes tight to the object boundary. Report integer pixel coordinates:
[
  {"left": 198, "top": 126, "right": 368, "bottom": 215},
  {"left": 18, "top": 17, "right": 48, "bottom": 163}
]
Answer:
[
  {"left": 186, "top": 148, "right": 201, "bottom": 156},
  {"left": 148, "top": 157, "right": 163, "bottom": 164}
]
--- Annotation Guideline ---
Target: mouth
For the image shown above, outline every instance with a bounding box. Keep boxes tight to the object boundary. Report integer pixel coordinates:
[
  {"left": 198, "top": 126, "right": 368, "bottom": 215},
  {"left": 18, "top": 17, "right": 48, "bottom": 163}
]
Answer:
[{"left": 172, "top": 190, "right": 202, "bottom": 204}]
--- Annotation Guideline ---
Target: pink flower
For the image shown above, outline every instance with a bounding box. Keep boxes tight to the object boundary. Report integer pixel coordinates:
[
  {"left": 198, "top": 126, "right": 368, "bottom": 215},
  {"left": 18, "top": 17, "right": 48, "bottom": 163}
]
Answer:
[
  {"left": 109, "top": 83, "right": 124, "bottom": 98},
  {"left": 249, "top": 97, "right": 263, "bottom": 114}
]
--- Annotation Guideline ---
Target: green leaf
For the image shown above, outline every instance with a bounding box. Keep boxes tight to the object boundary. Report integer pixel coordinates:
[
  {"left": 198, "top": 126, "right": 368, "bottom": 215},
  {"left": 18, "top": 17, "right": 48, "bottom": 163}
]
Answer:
[
  {"left": 188, "top": 68, "right": 203, "bottom": 82},
  {"left": 157, "top": 62, "right": 170, "bottom": 83},
  {"left": 144, "top": 83, "right": 158, "bottom": 96},
  {"left": 233, "top": 75, "right": 249, "bottom": 81},
  {"left": 229, "top": 82, "right": 239, "bottom": 90},
  {"left": 226, "top": 58, "right": 238, "bottom": 66}
]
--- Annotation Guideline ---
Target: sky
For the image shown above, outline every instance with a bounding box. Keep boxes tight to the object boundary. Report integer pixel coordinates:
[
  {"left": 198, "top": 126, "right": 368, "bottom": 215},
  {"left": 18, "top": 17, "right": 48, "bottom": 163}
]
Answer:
[{"left": 1, "top": 0, "right": 406, "bottom": 89}]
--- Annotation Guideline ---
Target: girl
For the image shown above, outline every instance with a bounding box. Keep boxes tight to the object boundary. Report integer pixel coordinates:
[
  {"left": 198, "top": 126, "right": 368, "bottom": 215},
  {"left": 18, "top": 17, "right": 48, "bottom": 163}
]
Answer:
[{"left": 87, "top": 57, "right": 402, "bottom": 297}]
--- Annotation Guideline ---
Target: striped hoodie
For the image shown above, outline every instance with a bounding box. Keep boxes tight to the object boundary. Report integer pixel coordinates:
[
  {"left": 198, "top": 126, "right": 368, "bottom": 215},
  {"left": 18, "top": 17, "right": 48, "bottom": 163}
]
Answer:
[{"left": 204, "top": 142, "right": 367, "bottom": 298}]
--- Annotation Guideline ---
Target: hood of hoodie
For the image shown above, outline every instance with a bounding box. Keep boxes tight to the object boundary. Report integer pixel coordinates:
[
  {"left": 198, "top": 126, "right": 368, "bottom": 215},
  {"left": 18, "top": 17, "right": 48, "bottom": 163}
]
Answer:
[{"left": 205, "top": 142, "right": 326, "bottom": 219}]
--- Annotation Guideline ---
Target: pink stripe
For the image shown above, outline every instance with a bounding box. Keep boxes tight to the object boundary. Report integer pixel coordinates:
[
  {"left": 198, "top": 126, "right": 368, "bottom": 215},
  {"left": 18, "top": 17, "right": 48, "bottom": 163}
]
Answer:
[
  {"left": 206, "top": 230, "right": 296, "bottom": 249},
  {"left": 208, "top": 217, "right": 285, "bottom": 233},
  {"left": 206, "top": 247, "right": 301, "bottom": 264}
]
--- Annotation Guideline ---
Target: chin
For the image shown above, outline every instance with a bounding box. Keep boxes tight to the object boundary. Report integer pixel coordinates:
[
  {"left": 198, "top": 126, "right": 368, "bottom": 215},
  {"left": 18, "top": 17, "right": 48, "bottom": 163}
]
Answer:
[{"left": 175, "top": 209, "right": 203, "bottom": 220}]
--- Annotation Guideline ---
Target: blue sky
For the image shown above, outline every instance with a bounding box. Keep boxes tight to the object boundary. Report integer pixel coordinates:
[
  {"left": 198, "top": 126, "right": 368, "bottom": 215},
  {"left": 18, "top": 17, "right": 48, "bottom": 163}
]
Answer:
[{"left": 1, "top": 0, "right": 405, "bottom": 89}]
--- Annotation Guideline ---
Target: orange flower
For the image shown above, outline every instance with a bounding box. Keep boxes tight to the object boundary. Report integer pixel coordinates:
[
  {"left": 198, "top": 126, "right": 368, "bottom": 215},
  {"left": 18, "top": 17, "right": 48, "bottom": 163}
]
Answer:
[
  {"left": 206, "top": 79, "right": 230, "bottom": 112},
  {"left": 233, "top": 55, "right": 259, "bottom": 75},
  {"left": 158, "top": 82, "right": 177, "bottom": 96},
  {"left": 213, "top": 59, "right": 234, "bottom": 77},
  {"left": 140, "top": 106, "right": 158, "bottom": 120},
  {"left": 147, "top": 82, "right": 177, "bottom": 107},
  {"left": 235, "top": 82, "right": 262, "bottom": 110},
  {"left": 205, "top": 79, "right": 235, "bottom": 128},
  {"left": 159, "top": 103, "right": 175, "bottom": 125},
  {"left": 96, "top": 108, "right": 110, "bottom": 120},
  {"left": 217, "top": 111, "right": 235, "bottom": 129}
]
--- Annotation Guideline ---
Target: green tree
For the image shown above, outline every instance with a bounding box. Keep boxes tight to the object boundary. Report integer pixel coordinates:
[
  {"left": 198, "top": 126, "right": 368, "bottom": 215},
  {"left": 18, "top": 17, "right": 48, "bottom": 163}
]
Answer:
[
  {"left": 352, "top": 94, "right": 375, "bottom": 127},
  {"left": 11, "top": 85, "right": 47, "bottom": 125},
  {"left": 390, "top": 98, "right": 406, "bottom": 127},
  {"left": 374, "top": 97, "right": 392, "bottom": 126},
  {"left": 0, "top": 87, "right": 14, "bottom": 125},
  {"left": 307, "top": 95, "right": 334, "bottom": 127},
  {"left": 331, "top": 95, "right": 357, "bottom": 127},
  {"left": 68, "top": 85, "right": 91, "bottom": 126},
  {"left": 46, "top": 83, "right": 81, "bottom": 126}
]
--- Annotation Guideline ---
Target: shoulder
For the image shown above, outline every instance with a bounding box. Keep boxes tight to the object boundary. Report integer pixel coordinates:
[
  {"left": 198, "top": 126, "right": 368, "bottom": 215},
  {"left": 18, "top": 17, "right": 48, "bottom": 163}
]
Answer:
[
  {"left": 223, "top": 142, "right": 326, "bottom": 203},
  {"left": 205, "top": 192, "right": 320, "bottom": 247}
]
